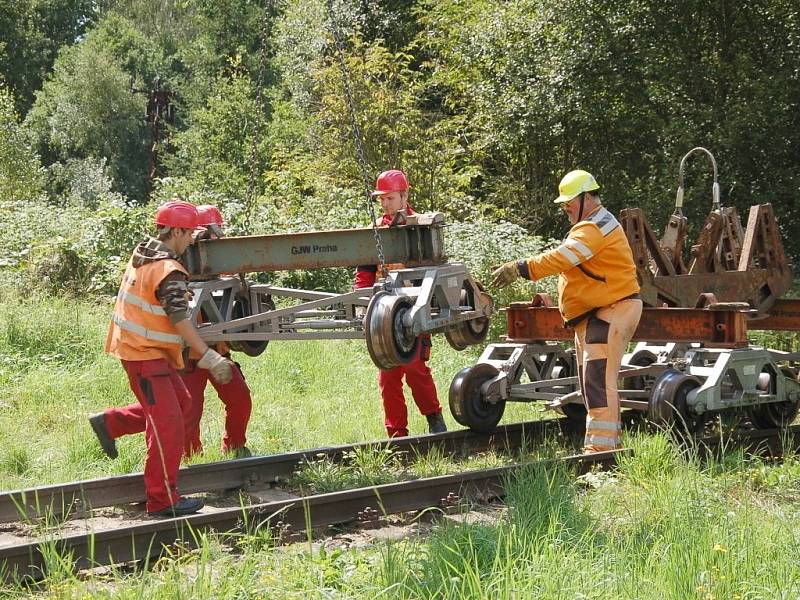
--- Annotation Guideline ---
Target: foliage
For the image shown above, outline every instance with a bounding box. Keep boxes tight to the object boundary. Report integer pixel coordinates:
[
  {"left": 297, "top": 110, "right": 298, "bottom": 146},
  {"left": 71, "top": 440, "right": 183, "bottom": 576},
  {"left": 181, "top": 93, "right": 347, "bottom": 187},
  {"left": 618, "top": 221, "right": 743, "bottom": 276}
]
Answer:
[
  {"left": 311, "top": 35, "right": 475, "bottom": 216},
  {"left": 164, "top": 61, "right": 269, "bottom": 223},
  {"left": 0, "top": 194, "right": 151, "bottom": 296},
  {"left": 0, "top": 0, "right": 96, "bottom": 114},
  {"left": 416, "top": 0, "right": 800, "bottom": 260},
  {"left": 0, "top": 85, "right": 45, "bottom": 202},
  {"left": 45, "top": 156, "right": 125, "bottom": 210},
  {"left": 25, "top": 32, "right": 149, "bottom": 201},
  {"left": 85, "top": 12, "right": 171, "bottom": 89}
]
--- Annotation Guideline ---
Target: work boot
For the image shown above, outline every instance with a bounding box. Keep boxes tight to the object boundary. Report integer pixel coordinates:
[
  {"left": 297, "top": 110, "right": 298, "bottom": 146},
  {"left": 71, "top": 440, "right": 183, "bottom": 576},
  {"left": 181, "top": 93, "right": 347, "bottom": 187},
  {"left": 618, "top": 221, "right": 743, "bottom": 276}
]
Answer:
[
  {"left": 229, "top": 446, "right": 252, "bottom": 459},
  {"left": 426, "top": 412, "right": 447, "bottom": 434},
  {"left": 89, "top": 413, "right": 118, "bottom": 459},
  {"left": 147, "top": 497, "right": 204, "bottom": 518}
]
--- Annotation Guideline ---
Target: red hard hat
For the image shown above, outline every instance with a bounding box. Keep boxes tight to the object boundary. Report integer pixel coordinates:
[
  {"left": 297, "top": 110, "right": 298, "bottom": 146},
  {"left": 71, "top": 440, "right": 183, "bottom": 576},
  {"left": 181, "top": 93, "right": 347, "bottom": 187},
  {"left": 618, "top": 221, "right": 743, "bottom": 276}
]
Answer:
[
  {"left": 155, "top": 201, "right": 199, "bottom": 229},
  {"left": 196, "top": 204, "right": 224, "bottom": 226},
  {"left": 371, "top": 169, "right": 410, "bottom": 196}
]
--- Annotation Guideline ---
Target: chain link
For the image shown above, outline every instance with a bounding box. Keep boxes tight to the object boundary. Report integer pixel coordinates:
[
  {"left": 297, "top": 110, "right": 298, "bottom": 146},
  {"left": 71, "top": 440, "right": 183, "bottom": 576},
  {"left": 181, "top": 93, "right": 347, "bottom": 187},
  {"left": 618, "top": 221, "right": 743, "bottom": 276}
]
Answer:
[
  {"left": 325, "top": 0, "right": 386, "bottom": 276},
  {"left": 243, "top": 0, "right": 273, "bottom": 235}
]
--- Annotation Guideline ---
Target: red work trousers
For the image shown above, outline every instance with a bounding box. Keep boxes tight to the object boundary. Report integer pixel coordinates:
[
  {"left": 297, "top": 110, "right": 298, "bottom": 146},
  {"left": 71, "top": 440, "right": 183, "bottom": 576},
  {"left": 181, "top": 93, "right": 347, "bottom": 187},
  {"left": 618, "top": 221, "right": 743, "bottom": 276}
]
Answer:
[
  {"left": 180, "top": 360, "right": 252, "bottom": 455},
  {"left": 103, "top": 359, "right": 192, "bottom": 513},
  {"left": 379, "top": 338, "right": 440, "bottom": 437}
]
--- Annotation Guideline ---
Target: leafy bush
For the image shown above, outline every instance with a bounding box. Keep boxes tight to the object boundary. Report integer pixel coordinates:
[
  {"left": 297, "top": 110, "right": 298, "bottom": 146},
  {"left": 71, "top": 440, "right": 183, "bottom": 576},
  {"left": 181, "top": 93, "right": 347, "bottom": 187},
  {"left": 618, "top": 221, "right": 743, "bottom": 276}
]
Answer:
[
  {"left": 45, "top": 156, "right": 124, "bottom": 209},
  {"left": 0, "top": 195, "right": 151, "bottom": 296},
  {"left": 446, "top": 219, "right": 557, "bottom": 301},
  {"left": 0, "top": 86, "right": 45, "bottom": 202}
]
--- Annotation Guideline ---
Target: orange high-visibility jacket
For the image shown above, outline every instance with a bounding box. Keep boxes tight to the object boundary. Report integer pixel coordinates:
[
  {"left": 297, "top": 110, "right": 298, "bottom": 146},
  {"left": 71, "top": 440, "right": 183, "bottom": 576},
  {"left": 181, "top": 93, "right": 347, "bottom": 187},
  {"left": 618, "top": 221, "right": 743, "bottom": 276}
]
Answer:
[
  {"left": 522, "top": 206, "right": 639, "bottom": 323},
  {"left": 105, "top": 258, "right": 189, "bottom": 369}
]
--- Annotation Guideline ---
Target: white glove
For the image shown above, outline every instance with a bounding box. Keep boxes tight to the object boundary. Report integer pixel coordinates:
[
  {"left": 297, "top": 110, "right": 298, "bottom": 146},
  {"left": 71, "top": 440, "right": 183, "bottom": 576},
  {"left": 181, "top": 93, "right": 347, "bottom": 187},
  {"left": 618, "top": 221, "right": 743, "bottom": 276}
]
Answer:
[{"left": 197, "top": 348, "right": 233, "bottom": 384}]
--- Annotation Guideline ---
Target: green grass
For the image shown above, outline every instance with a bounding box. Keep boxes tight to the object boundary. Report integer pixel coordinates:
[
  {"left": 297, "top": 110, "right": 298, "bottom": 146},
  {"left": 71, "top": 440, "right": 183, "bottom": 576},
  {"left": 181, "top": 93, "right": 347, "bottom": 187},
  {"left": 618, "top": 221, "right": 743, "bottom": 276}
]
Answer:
[
  {"left": 0, "top": 290, "right": 545, "bottom": 490},
  {"left": 15, "top": 433, "right": 800, "bottom": 598},
  {"left": 3, "top": 290, "right": 800, "bottom": 598}
]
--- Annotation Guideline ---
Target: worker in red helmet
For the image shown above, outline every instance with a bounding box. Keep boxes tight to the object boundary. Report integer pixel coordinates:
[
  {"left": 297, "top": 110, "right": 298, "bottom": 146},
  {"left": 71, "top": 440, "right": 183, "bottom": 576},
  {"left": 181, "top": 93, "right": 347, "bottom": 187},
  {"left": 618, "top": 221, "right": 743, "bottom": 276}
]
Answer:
[
  {"left": 182, "top": 204, "right": 253, "bottom": 458},
  {"left": 194, "top": 204, "right": 224, "bottom": 241},
  {"left": 89, "top": 200, "right": 234, "bottom": 518},
  {"left": 355, "top": 169, "right": 447, "bottom": 437}
]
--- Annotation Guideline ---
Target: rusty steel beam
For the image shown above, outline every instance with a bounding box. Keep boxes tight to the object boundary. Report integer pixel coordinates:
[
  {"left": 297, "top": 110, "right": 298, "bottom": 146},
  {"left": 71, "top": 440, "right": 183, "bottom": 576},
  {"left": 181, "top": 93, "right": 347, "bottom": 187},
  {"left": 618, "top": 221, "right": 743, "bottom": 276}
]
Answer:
[
  {"left": 505, "top": 303, "right": 749, "bottom": 347},
  {"left": 184, "top": 222, "right": 445, "bottom": 277},
  {"left": 649, "top": 269, "right": 777, "bottom": 311},
  {"left": 749, "top": 298, "right": 800, "bottom": 332}
]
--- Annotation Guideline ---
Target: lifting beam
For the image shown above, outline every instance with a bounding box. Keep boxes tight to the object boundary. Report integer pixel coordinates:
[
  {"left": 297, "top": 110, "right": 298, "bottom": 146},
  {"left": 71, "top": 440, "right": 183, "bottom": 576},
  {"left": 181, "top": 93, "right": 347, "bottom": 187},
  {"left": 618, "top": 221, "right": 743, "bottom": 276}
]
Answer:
[{"left": 184, "top": 215, "right": 446, "bottom": 277}]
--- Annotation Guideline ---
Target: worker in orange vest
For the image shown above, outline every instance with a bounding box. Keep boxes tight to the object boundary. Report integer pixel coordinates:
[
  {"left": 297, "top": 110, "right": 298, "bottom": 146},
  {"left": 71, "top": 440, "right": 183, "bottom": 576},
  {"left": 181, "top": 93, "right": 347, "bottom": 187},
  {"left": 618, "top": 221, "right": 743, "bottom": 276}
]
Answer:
[
  {"left": 89, "top": 200, "right": 234, "bottom": 517},
  {"left": 181, "top": 204, "right": 253, "bottom": 458},
  {"left": 355, "top": 169, "right": 447, "bottom": 437},
  {"left": 491, "top": 170, "right": 642, "bottom": 452}
]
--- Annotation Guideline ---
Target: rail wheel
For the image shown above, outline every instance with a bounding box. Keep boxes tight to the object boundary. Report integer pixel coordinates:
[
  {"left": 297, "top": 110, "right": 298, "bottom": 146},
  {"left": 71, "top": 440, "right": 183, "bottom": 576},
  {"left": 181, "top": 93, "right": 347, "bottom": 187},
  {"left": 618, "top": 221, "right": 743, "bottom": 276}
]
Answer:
[
  {"left": 365, "top": 292, "right": 419, "bottom": 370},
  {"left": 749, "top": 367, "right": 800, "bottom": 429},
  {"left": 648, "top": 369, "right": 703, "bottom": 434},
  {"left": 228, "top": 294, "right": 273, "bottom": 357},
  {"left": 449, "top": 363, "right": 504, "bottom": 432},
  {"left": 444, "top": 283, "right": 490, "bottom": 351},
  {"left": 626, "top": 350, "right": 657, "bottom": 392}
]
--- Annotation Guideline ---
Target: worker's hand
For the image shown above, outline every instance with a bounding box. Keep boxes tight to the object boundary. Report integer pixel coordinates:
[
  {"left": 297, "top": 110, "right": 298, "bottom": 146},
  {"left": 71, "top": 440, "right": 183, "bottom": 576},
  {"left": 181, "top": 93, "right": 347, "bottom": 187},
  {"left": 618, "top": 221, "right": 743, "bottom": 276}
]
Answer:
[
  {"left": 490, "top": 261, "right": 520, "bottom": 289},
  {"left": 197, "top": 348, "right": 233, "bottom": 384}
]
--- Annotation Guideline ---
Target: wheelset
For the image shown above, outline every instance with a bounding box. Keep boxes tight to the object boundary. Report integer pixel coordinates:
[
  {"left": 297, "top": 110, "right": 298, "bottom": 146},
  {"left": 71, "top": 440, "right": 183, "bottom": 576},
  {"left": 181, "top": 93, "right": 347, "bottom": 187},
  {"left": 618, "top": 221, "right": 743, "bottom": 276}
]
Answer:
[
  {"left": 365, "top": 292, "right": 419, "bottom": 370},
  {"left": 227, "top": 293, "right": 274, "bottom": 357},
  {"left": 449, "top": 363, "right": 505, "bottom": 433},
  {"left": 648, "top": 369, "right": 704, "bottom": 434},
  {"left": 749, "top": 367, "right": 800, "bottom": 429},
  {"left": 444, "top": 282, "right": 491, "bottom": 351}
]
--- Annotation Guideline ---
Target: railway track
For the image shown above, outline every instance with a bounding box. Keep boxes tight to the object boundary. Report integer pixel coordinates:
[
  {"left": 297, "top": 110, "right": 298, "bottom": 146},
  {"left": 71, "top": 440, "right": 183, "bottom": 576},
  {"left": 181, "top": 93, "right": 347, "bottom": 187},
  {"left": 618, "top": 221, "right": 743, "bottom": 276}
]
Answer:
[
  {"left": 0, "top": 418, "right": 582, "bottom": 524},
  {"left": 1, "top": 420, "right": 797, "bottom": 583},
  {"left": 0, "top": 418, "right": 581, "bottom": 581}
]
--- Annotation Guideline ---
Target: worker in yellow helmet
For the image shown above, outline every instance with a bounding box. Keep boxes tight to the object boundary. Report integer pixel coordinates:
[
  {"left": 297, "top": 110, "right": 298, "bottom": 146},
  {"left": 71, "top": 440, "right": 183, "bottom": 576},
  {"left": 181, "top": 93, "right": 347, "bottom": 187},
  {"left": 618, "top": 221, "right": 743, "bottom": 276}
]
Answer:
[{"left": 491, "top": 170, "right": 642, "bottom": 452}]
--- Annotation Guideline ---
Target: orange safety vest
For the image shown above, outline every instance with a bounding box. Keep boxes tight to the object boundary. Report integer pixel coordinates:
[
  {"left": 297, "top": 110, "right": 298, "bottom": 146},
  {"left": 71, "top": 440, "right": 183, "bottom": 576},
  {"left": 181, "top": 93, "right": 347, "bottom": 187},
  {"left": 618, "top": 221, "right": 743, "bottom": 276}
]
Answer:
[{"left": 105, "top": 257, "right": 189, "bottom": 369}]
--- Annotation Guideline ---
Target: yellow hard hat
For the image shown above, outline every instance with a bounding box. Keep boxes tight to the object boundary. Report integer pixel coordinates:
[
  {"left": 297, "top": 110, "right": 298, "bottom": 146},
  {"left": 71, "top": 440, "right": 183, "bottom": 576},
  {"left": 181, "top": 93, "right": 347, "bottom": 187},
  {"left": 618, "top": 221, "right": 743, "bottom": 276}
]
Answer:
[{"left": 554, "top": 169, "right": 600, "bottom": 203}]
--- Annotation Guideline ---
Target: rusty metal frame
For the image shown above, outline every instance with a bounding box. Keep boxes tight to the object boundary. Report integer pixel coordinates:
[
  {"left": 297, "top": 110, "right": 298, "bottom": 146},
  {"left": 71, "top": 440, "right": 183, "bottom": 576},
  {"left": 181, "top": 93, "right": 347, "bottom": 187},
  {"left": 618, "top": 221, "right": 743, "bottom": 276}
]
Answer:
[
  {"left": 620, "top": 203, "right": 793, "bottom": 313},
  {"left": 504, "top": 299, "right": 751, "bottom": 348},
  {"left": 750, "top": 298, "right": 800, "bottom": 331}
]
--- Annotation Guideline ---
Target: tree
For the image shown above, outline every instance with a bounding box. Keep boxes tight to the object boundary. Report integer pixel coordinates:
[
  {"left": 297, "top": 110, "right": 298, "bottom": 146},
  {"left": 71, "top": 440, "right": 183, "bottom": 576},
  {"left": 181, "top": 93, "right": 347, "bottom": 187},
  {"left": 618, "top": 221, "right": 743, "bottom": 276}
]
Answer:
[
  {"left": 0, "top": 0, "right": 96, "bottom": 114},
  {"left": 26, "top": 36, "right": 148, "bottom": 201},
  {"left": 165, "top": 63, "right": 268, "bottom": 220},
  {"left": 0, "top": 86, "right": 45, "bottom": 202},
  {"left": 416, "top": 0, "right": 800, "bottom": 259}
]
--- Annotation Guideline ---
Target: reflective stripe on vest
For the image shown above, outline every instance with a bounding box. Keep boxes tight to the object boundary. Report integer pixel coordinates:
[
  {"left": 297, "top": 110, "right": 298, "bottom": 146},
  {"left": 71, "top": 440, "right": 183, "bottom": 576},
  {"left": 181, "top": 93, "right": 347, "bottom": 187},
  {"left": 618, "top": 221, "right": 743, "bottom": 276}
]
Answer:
[
  {"left": 587, "top": 207, "right": 620, "bottom": 236},
  {"left": 117, "top": 290, "right": 167, "bottom": 315},
  {"left": 105, "top": 257, "right": 188, "bottom": 368},
  {"left": 111, "top": 313, "right": 183, "bottom": 345}
]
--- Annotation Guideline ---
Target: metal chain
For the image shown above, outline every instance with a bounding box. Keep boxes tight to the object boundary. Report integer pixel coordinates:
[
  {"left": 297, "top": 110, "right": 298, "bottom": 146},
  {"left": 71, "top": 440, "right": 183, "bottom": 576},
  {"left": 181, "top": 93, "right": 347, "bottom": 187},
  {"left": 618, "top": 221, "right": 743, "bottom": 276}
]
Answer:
[
  {"left": 243, "top": 0, "right": 273, "bottom": 234},
  {"left": 325, "top": 0, "right": 387, "bottom": 275}
]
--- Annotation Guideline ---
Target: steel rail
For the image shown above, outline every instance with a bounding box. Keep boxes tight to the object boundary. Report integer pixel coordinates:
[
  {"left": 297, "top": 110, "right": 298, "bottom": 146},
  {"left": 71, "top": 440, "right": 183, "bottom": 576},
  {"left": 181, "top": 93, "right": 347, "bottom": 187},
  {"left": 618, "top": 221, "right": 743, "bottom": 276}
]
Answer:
[
  {"left": 2, "top": 424, "right": 798, "bottom": 581},
  {"left": 0, "top": 447, "right": 617, "bottom": 582},
  {"left": 0, "top": 419, "right": 581, "bottom": 523}
]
